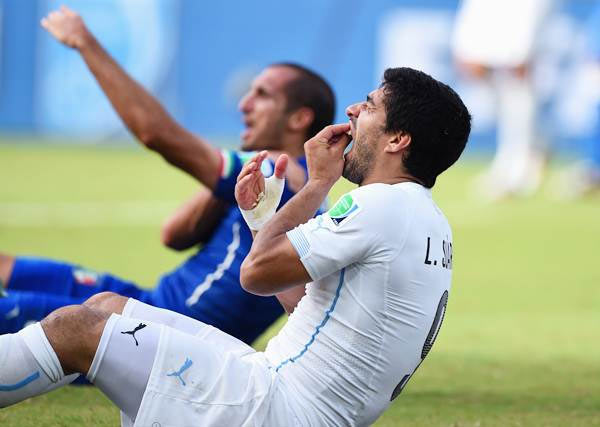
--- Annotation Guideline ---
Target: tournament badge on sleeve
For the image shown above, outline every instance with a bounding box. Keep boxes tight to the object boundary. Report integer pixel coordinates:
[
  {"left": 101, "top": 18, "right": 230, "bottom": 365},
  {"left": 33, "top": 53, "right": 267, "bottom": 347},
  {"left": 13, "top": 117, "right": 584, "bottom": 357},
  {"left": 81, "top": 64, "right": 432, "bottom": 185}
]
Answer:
[{"left": 327, "top": 193, "right": 361, "bottom": 227}]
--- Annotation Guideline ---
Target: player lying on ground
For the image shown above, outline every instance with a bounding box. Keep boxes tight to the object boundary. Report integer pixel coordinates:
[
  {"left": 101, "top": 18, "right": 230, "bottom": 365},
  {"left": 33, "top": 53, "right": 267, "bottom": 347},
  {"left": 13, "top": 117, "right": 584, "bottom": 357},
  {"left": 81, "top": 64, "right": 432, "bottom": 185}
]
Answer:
[
  {"left": 0, "top": 67, "right": 471, "bottom": 426},
  {"left": 0, "top": 6, "right": 334, "bottom": 344}
]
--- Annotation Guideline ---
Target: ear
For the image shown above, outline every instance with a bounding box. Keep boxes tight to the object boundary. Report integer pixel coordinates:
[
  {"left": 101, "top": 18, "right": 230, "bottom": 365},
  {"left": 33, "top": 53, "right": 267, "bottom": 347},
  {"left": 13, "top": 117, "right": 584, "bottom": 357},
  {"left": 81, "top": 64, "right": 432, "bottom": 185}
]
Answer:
[
  {"left": 384, "top": 131, "right": 411, "bottom": 154},
  {"left": 287, "top": 107, "right": 314, "bottom": 133}
]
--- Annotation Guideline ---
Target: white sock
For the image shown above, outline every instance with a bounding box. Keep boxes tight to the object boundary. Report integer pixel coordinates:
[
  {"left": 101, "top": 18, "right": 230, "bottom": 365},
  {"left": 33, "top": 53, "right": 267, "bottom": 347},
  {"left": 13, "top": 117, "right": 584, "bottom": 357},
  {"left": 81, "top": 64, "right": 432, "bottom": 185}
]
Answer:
[{"left": 0, "top": 323, "right": 78, "bottom": 408}]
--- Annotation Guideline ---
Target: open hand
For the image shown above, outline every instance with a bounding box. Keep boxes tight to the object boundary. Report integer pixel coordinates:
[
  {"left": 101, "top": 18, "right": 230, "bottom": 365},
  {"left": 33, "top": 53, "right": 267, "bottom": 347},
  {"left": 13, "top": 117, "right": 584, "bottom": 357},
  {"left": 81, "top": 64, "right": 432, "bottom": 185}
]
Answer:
[
  {"left": 235, "top": 151, "right": 288, "bottom": 210},
  {"left": 41, "top": 5, "right": 90, "bottom": 49}
]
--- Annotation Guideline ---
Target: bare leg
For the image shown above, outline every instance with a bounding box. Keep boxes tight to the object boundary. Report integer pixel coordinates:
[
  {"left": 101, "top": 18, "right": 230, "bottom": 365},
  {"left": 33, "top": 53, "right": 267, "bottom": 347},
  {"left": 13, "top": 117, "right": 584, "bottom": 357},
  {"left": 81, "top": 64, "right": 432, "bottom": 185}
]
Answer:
[
  {"left": 41, "top": 304, "right": 111, "bottom": 375},
  {"left": 1, "top": 295, "right": 158, "bottom": 420},
  {"left": 41, "top": 292, "right": 128, "bottom": 375},
  {"left": 82, "top": 291, "right": 128, "bottom": 315}
]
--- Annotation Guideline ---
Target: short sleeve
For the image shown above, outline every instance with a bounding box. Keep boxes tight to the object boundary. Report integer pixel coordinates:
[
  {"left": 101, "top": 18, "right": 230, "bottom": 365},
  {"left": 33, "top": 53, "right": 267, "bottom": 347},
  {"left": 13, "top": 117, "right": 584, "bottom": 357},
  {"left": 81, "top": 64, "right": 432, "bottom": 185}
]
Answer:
[
  {"left": 213, "top": 149, "right": 273, "bottom": 204},
  {"left": 286, "top": 189, "right": 387, "bottom": 281}
]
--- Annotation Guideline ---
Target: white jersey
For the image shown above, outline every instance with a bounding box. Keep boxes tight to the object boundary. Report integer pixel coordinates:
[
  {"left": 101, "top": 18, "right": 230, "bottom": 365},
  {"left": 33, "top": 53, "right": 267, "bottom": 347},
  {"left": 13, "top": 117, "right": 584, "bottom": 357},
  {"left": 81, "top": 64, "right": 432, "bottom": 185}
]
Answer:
[{"left": 265, "top": 182, "right": 454, "bottom": 426}]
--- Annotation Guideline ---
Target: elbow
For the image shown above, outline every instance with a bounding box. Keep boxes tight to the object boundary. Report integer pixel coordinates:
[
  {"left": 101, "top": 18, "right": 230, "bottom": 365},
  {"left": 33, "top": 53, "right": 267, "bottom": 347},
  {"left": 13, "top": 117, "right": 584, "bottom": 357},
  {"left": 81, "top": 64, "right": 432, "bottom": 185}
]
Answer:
[
  {"left": 160, "top": 223, "right": 185, "bottom": 251},
  {"left": 137, "top": 128, "right": 161, "bottom": 150},
  {"left": 240, "top": 258, "right": 272, "bottom": 296},
  {"left": 135, "top": 118, "right": 167, "bottom": 150}
]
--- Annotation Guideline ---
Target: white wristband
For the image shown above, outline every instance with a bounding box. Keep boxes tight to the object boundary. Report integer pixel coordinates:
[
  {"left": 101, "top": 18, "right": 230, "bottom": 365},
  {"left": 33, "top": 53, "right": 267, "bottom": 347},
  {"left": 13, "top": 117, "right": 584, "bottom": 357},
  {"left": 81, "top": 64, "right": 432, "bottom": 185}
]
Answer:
[{"left": 239, "top": 175, "right": 285, "bottom": 231}]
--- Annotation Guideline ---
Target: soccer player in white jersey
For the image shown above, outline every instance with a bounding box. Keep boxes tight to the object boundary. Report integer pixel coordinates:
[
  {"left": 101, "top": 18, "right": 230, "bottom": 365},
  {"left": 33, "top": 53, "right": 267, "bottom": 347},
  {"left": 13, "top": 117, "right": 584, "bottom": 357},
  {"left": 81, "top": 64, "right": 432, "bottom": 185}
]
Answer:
[{"left": 0, "top": 67, "right": 471, "bottom": 426}]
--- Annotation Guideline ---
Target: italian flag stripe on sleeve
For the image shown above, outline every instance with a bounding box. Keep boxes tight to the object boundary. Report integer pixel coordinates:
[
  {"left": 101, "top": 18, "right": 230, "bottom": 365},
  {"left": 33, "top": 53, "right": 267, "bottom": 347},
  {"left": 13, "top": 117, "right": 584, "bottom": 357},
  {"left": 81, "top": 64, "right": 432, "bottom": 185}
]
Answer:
[{"left": 220, "top": 150, "right": 235, "bottom": 178}]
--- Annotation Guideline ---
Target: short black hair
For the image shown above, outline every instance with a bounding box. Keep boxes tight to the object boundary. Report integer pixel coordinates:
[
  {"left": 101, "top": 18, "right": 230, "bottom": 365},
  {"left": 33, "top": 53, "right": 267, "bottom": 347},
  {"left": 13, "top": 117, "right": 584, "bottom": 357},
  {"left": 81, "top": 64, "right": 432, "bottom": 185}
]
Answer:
[
  {"left": 381, "top": 67, "right": 471, "bottom": 188},
  {"left": 271, "top": 62, "right": 336, "bottom": 139}
]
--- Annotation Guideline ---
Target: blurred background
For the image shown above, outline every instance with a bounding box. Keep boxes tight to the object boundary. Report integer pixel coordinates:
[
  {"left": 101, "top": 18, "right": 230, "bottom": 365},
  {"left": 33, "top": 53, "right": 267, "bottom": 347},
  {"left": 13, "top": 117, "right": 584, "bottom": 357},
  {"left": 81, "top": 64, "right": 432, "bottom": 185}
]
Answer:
[
  {"left": 0, "top": 1, "right": 599, "bottom": 426},
  {"left": 0, "top": 0, "right": 597, "bottom": 152}
]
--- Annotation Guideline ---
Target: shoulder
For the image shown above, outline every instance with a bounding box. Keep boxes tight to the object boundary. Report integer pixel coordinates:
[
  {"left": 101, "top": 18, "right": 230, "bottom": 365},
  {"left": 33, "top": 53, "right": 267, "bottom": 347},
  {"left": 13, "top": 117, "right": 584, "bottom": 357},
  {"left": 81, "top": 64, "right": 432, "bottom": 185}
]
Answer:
[
  {"left": 346, "top": 184, "right": 411, "bottom": 217},
  {"left": 324, "top": 184, "right": 409, "bottom": 232}
]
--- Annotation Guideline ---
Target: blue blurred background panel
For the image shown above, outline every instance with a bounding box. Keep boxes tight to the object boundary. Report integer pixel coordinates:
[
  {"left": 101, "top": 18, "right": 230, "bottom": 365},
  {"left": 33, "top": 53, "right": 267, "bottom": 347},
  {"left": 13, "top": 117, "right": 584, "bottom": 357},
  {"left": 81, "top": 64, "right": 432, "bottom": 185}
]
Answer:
[
  {"left": 0, "top": 0, "right": 598, "bottom": 153},
  {"left": 0, "top": 0, "right": 38, "bottom": 131}
]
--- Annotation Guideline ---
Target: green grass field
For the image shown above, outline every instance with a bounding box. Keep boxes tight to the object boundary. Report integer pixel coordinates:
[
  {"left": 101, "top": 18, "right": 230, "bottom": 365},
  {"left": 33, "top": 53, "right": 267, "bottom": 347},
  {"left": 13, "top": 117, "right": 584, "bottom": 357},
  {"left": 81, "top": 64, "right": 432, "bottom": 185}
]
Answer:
[{"left": 1, "top": 143, "right": 599, "bottom": 426}]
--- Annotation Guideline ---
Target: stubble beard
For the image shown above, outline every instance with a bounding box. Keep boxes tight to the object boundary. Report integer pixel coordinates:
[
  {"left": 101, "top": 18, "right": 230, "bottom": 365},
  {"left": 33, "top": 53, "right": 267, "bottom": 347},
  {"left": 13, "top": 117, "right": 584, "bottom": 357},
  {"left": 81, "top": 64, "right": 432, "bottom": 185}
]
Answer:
[{"left": 342, "top": 135, "right": 375, "bottom": 185}]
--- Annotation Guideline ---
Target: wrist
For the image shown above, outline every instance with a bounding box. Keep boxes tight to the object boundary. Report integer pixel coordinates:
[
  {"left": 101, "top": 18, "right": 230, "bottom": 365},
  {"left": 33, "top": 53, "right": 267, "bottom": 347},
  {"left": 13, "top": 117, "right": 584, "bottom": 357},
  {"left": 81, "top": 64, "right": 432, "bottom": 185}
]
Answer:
[
  {"left": 75, "top": 29, "right": 95, "bottom": 51},
  {"left": 306, "top": 178, "right": 336, "bottom": 193}
]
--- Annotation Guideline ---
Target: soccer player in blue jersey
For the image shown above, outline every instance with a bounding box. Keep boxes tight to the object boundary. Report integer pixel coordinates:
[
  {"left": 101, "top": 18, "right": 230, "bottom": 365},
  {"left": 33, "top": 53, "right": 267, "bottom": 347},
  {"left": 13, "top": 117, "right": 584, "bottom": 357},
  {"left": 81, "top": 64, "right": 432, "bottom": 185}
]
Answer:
[{"left": 0, "top": 6, "right": 335, "bottom": 345}]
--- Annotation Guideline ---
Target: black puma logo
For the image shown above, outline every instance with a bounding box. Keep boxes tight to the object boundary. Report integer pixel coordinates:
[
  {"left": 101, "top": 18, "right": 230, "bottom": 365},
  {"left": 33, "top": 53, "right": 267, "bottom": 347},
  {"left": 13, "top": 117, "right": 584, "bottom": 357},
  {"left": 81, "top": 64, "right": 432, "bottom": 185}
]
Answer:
[{"left": 121, "top": 323, "right": 147, "bottom": 346}]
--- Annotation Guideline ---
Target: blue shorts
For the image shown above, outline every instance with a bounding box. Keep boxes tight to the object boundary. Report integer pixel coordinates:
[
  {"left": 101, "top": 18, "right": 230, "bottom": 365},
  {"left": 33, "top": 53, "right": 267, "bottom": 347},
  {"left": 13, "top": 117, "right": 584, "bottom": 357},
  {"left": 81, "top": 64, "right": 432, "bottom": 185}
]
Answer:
[
  {"left": 9, "top": 256, "right": 153, "bottom": 303},
  {"left": 7, "top": 256, "right": 283, "bottom": 344}
]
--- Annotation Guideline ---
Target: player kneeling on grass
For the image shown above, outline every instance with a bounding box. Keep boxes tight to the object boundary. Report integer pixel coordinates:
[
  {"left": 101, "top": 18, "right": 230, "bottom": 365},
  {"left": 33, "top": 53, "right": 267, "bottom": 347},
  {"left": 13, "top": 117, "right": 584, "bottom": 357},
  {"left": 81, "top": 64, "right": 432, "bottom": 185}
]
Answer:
[{"left": 0, "top": 68, "right": 470, "bottom": 426}]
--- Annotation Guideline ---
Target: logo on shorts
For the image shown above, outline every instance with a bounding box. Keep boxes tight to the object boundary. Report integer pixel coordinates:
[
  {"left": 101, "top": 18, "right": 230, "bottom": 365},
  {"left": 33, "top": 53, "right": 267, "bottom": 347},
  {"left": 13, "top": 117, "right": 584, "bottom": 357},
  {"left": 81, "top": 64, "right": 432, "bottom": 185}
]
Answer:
[
  {"left": 167, "top": 358, "right": 193, "bottom": 386},
  {"left": 73, "top": 268, "right": 99, "bottom": 286},
  {"left": 121, "top": 323, "right": 147, "bottom": 346},
  {"left": 327, "top": 193, "right": 360, "bottom": 226}
]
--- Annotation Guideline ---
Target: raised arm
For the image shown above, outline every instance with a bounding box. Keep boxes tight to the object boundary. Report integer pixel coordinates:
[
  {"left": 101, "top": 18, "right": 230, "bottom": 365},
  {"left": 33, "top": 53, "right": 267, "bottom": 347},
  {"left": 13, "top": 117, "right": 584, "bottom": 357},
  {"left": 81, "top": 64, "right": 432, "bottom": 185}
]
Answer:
[
  {"left": 41, "top": 6, "right": 221, "bottom": 189},
  {"left": 235, "top": 124, "right": 352, "bottom": 297}
]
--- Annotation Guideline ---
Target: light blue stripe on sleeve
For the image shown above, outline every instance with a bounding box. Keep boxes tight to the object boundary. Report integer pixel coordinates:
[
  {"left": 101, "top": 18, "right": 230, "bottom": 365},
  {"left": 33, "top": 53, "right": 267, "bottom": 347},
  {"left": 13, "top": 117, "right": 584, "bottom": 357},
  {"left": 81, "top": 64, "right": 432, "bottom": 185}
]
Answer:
[{"left": 286, "top": 227, "right": 311, "bottom": 259}]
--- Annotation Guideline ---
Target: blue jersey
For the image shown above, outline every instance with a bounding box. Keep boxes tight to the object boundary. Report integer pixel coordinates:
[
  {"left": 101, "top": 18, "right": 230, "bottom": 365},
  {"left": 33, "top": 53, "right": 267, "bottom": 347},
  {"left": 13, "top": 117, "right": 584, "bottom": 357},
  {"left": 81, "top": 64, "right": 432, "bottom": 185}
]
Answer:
[
  {"left": 5, "top": 150, "right": 322, "bottom": 344},
  {"left": 150, "top": 150, "right": 318, "bottom": 343}
]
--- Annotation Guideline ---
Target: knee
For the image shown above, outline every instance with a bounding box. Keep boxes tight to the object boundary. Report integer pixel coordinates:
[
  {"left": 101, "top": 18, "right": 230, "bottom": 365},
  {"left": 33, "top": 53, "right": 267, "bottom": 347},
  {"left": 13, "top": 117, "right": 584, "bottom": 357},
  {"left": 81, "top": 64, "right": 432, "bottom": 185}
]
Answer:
[
  {"left": 41, "top": 304, "right": 109, "bottom": 374},
  {"left": 83, "top": 292, "right": 128, "bottom": 314},
  {"left": 43, "top": 304, "right": 106, "bottom": 337}
]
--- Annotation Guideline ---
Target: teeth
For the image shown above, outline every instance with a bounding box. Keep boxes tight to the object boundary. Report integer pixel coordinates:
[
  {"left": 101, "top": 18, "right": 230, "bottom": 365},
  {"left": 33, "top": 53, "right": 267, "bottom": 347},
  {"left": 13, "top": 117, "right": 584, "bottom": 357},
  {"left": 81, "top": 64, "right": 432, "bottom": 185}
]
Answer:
[{"left": 343, "top": 140, "right": 354, "bottom": 156}]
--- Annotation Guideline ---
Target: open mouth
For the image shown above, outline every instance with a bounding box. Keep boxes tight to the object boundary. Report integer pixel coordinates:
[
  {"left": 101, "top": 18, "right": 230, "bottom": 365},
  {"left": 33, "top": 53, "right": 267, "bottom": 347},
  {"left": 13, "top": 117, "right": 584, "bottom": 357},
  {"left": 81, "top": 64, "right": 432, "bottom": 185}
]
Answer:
[
  {"left": 344, "top": 134, "right": 354, "bottom": 157},
  {"left": 344, "top": 124, "right": 355, "bottom": 157},
  {"left": 241, "top": 118, "right": 254, "bottom": 140}
]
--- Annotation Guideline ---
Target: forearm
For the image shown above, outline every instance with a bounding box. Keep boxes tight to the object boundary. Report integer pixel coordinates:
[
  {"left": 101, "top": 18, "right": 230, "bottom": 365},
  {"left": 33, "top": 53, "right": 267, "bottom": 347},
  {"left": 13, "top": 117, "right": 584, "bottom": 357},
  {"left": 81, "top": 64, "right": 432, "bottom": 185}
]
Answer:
[
  {"left": 161, "top": 190, "right": 227, "bottom": 250},
  {"left": 76, "top": 33, "right": 220, "bottom": 188},
  {"left": 77, "top": 33, "right": 173, "bottom": 146},
  {"left": 238, "top": 124, "right": 351, "bottom": 296},
  {"left": 253, "top": 180, "right": 330, "bottom": 250},
  {"left": 241, "top": 179, "right": 332, "bottom": 293}
]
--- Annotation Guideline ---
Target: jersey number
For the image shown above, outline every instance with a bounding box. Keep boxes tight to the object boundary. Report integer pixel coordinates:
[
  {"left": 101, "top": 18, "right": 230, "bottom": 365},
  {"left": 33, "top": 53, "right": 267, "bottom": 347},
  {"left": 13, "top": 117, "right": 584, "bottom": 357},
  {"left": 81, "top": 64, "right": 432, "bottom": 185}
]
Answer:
[{"left": 390, "top": 290, "right": 448, "bottom": 401}]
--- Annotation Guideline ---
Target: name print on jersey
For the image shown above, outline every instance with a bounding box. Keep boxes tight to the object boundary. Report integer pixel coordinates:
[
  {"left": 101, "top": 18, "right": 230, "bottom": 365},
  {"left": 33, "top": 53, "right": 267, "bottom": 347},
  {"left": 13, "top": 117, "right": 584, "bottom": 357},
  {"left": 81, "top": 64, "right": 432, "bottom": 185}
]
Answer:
[{"left": 424, "top": 237, "right": 453, "bottom": 270}]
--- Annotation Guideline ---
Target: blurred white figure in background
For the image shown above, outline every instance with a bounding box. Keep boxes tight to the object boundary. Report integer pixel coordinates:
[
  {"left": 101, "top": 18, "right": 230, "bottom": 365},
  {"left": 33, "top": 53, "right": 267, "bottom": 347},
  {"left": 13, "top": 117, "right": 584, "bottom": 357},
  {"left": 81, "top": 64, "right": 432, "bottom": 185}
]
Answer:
[
  {"left": 452, "top": 0, "right": 554, "bottom": 200},
  {"left": 555, "top": 2, "right": 600, "bottom": 199}
]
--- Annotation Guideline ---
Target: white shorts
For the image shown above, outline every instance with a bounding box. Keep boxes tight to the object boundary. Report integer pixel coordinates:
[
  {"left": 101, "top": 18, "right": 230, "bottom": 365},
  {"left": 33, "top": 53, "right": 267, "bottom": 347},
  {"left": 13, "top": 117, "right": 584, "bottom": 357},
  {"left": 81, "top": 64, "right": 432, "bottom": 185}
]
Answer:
[{"left": 131, "top": 323, "right": 300, "bottom": 427}]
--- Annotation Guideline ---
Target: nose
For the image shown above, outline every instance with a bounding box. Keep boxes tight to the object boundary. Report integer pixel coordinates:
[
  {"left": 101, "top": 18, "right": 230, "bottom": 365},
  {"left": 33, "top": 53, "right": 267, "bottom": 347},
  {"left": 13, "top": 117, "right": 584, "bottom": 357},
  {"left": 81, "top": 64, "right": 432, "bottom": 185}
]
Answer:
[
  {"left": 238, "top": 92, "right": 253, "bottom": 113},
  {"left": 345, "top": 102, "right": 361, "bottom": 120}
]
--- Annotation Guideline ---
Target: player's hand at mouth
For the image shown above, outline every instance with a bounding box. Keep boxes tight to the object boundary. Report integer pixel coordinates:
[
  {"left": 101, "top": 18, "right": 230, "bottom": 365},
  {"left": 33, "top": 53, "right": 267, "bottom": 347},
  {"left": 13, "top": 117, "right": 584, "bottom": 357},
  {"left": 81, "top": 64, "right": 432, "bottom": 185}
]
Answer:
[
  {"left": 41, "top": 5, "right": 91, "bottom": 50},
  {"left": 304, "top": 123, "right": 352, "bottom": 188}
]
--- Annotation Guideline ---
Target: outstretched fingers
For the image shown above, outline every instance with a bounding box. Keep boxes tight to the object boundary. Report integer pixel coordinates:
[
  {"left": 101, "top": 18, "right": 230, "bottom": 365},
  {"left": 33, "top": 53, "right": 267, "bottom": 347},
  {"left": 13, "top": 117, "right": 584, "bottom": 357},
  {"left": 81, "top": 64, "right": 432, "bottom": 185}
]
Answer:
[
  {"left": 235, "top": 151, "right": 268, "bottom": 210},
  {"left": 236, "top": 150, "right": 268, "bottom": 182}
]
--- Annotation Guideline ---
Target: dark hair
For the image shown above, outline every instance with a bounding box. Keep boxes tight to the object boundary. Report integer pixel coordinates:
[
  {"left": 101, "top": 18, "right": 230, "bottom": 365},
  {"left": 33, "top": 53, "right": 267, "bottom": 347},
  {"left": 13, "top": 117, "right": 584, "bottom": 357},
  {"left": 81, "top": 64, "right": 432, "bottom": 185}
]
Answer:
[
  {"left": 381, "top": 67, "right": 471, "bottom": 188},
  {"left": 271, "top": 62, "right": 335, "bottom": 139}
]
